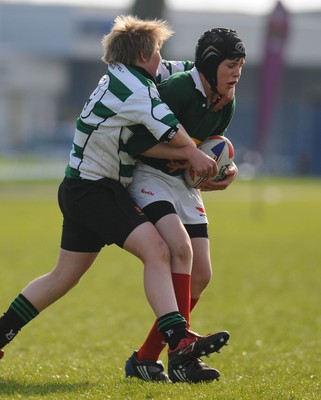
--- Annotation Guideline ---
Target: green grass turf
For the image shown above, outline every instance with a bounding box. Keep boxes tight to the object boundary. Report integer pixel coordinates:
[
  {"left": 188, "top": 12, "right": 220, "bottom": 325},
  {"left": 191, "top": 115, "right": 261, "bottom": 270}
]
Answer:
[{"left": 0, "top": 178, "right": 320, "bottom": 399}]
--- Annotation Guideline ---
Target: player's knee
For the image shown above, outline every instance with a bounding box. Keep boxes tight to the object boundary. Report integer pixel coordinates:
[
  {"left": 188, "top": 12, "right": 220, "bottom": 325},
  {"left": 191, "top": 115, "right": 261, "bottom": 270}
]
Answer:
[
  {"left": 48, "top": 268, "right": 81, "bottom": 292},
  {"left": 202, "top": 268, "right": 212, "bottom": 287},
  {"left": 172, "top": 240, "right": 193, "bottom": 265},
  {"left": 192, "top": 269, "right": 212, "bottom": 295},
  {"left": 143, "top": 237, "right": 171, "bottom": 265}
]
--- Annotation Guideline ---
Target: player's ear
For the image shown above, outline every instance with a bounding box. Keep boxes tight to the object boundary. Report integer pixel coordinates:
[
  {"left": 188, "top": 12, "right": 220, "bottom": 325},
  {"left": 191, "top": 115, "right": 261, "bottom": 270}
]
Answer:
[{"left": 139, "top": 50, "right": 148, "bottom": 63}]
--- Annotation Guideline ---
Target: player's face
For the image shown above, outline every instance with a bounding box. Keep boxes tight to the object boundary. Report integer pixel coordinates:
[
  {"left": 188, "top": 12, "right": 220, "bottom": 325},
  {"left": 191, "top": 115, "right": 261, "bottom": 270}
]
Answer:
[{"left": 216, "top": 58, "right": 245, "bottom": 96}]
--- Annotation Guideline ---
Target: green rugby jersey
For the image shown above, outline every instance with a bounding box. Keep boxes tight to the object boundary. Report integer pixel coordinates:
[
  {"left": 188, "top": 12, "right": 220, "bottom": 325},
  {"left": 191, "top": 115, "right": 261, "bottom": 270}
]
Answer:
[
  {"left": 65, "top": 63, "right": 181, "bottom": 187},
  {"left": 126, "top": 67, "right": 235, "bottom": 175}
]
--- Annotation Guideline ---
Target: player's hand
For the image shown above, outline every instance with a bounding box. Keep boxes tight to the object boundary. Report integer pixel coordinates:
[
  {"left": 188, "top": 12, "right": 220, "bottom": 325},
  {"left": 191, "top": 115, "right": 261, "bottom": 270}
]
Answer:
[
  {"left": 212, "top": 87, "right": 235, "bottom": 112},
  {"left": 199, "top": 162, "right": 238, "bottom": 191},
  {"left": 188, "top": 148, "right": 218, "bottom": 179}
]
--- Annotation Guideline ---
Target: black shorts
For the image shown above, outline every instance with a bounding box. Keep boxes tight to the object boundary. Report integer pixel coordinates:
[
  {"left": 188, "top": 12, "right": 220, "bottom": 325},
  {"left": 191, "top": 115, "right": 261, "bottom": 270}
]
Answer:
[{"left": 58, "top": 177, "right": 149, "bottom": 252}]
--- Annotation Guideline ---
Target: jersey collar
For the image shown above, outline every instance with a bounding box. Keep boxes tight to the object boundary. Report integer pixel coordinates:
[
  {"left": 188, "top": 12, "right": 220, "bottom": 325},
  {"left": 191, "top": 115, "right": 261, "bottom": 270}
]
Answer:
[
  {"left": 131, "top": 65, "right": 157, "bottom": 84},
  {"left": 189, "top": 67, "right": 207, "bottom": 98}
]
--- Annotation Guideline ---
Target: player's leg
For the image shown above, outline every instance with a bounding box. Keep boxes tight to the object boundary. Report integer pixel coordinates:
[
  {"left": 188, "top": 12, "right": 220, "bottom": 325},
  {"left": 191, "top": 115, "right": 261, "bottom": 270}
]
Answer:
[
  {"left": 123, "top": 220, "right": 181, "bottom": 318},
  {"left": 133, "top": 204, "right": 193, "bottom": 350},
  {"left": 125, "top": 173, "right": 229, "bottom": 382},
  {"left": 123, "top": 219, "right": 188, "bottom": 382},
  {"left": 124, "top": 219, "right": 214, "bottom": 355},
  {"left": 61, "top": 178, "right": 189, "bottom": 360},
  {"left": 21, "top": 249, "right": 98, "bottom": 311},
  {"left": 190, "top": 236, "right": 212, "bottom": 302},
  {"left": 167, "top": 229, "right": 224, "bottom": 383},
  {"left": 126, "top": 172, "right": 195, "bottom": 366},
  {"left": 165, "top": 226, "right": 224, "bottom": 383},
  {"left": 126, "top": 210, "right": 193, "bottom": 365},
  {"left": 0, "top": 250, "right": 98, "bottom": 353},
  {"left": 124, "top": 219, "right": 217, "bottom": 383},
  {"left": 155, "top": 213, "right": 193, "bottom": 275},
  {"left": 0, "top": 178, "right": 105, "bottom": 356},
  {"left": 125, "top": 207, "right": 227, "bottom": 383},
  {"left": 59, "top": 177, "right": 190, "bottom": 355},
  {"left": 143, "top": 201, "right": 194, "bottom": 321},
  {"left": 155, "top": 212, "right": 193, "bottom": 323}
]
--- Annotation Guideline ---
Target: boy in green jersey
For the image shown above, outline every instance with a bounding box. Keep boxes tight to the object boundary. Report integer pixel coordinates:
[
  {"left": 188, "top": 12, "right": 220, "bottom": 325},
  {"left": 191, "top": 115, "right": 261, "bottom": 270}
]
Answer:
[{"left": 125, "top": 28, "right": 246, "bottom": 383}]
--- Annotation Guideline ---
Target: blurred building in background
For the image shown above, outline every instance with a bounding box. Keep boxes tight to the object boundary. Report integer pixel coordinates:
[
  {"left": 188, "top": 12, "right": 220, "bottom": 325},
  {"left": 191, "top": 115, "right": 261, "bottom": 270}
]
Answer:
[{"left": 0, "top": 2, "right": 320, "bottom": 177}]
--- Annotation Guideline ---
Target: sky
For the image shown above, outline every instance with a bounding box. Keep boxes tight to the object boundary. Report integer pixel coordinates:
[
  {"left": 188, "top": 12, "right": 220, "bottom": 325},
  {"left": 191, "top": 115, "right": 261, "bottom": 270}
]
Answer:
[{"left": 2, "top": 0, "right": 321, "bottom": 15}]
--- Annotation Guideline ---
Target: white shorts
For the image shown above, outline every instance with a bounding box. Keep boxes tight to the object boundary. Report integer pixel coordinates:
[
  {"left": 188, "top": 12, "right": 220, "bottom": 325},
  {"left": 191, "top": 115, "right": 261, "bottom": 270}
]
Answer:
[{"left": 128, "top": 162, "right": 208, "bottom": 225}]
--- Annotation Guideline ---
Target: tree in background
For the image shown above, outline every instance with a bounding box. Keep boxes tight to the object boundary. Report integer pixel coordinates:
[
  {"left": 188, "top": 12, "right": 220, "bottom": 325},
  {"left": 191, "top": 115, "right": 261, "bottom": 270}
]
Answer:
[{"left": 131, "top": 0, "right": 165, "bottom": 19}]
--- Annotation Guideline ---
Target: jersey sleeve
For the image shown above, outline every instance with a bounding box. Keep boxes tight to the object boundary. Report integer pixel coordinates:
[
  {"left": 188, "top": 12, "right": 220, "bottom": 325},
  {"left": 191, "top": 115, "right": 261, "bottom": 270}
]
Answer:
[
  {"left": 117, "top": 85, "right": 179, "bottom": 142},
  {"left": 123, "top": 85, "right": 180, "bottom": 157},
  {"left": 156, "top": 60, "right": 194, "bottom": 83},
  {"left": 125, "top": 73, "right": 193, "bottom": 158}
]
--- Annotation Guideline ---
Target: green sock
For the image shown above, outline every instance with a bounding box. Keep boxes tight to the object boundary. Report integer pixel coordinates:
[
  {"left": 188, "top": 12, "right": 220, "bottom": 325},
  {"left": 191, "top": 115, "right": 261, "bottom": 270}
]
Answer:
[
  {"left": 157, "top": 312, "right": 187, "bottom": 350},
  {"left": 0, "top": 294, "right": 39, "bottom": 347}
]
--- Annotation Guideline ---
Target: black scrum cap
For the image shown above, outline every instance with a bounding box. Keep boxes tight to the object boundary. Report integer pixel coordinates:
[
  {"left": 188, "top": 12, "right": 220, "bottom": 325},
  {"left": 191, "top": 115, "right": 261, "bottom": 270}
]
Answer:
[{"left": 195, "top": 28, "right": 246, "bottom": 92}]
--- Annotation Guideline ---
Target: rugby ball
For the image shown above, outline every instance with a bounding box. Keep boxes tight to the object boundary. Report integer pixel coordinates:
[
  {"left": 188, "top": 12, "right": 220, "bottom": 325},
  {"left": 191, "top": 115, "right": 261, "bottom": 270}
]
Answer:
[{"left": 184, "top": 135, "right": 234, "bottom": 188}]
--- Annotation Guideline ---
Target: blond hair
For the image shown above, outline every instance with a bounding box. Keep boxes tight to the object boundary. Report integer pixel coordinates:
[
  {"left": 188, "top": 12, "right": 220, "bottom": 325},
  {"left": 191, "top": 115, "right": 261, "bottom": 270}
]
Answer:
[{"left": 101, "top": 15, "right": 174, "bottom": 65}]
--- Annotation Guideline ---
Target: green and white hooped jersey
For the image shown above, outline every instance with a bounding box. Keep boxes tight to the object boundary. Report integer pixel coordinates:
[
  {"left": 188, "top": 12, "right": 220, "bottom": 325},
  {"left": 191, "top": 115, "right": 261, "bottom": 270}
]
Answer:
[
  {"left": 156, "top": 60, "right": 194, "bottom": 82},
  {"left": 65, "top": 62, "right": 180, "bottom": 187}
]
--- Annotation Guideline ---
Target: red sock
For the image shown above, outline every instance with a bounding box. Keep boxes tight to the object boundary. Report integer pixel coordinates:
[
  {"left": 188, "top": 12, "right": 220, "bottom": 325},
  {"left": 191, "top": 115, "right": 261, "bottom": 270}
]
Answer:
[
  {"left": 171, "top": 272, "right": 191, "bottom": 326},
  {"left": 137, "top": 273, "right": 191, "bottom": 362},
  {"left": 136, "top": 320, "right": 164, "bottom": 361}
]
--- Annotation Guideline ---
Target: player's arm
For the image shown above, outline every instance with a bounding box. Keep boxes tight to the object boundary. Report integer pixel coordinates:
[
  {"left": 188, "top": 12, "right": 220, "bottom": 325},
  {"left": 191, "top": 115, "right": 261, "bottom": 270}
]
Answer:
[
  {"left": 142, "top": 141, "right": 193, "bottom": 161},
  {"left": 142, "top": 126, "right": 218, "bottom": 178}
]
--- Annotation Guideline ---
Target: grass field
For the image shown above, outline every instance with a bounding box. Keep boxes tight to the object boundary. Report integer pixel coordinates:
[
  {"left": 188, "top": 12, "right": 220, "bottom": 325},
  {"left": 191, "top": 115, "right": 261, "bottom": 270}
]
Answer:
[{"left": 0, "top": 178, "right": 320, "bottom": 399}]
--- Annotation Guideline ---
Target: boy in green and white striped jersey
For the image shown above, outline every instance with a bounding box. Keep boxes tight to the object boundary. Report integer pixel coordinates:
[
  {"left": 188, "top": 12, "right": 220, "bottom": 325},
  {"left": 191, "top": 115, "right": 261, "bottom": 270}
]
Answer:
[{"left": 0, "top": 15, "right": 229, "bottom": 378}]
